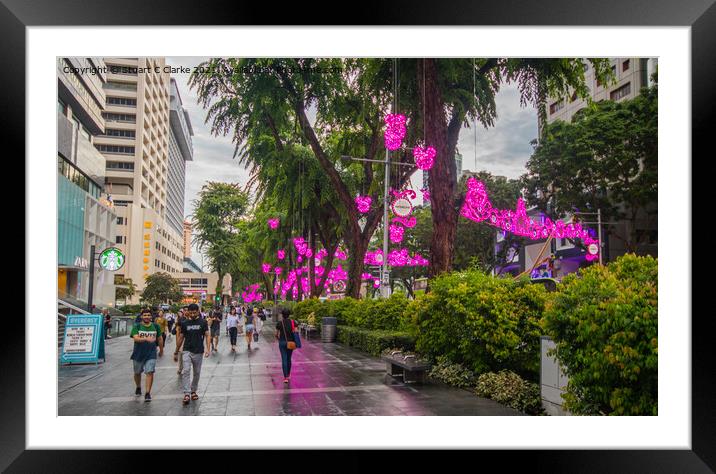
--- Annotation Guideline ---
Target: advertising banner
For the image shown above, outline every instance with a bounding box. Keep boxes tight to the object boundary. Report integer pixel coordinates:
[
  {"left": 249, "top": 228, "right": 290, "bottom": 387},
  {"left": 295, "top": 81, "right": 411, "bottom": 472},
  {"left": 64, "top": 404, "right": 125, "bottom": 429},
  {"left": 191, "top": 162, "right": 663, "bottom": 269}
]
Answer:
[{"left": 60, "top": 314, "right": 105, "bottom": 364}]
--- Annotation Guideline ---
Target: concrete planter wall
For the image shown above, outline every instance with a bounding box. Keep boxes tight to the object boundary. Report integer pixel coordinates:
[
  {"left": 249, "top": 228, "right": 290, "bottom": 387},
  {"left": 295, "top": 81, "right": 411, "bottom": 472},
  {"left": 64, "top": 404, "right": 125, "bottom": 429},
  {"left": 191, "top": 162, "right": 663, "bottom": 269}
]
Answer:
[{"left": 540, "top": 336, "right": 571, "bottom": 416}]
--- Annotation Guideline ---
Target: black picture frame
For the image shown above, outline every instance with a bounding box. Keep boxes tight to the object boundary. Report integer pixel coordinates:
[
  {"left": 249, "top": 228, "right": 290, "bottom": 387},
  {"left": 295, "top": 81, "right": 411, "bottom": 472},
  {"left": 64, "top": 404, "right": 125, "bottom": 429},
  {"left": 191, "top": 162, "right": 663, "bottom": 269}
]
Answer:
[{"left": 5, "top": 0, "right": 712, "bottom": 470}]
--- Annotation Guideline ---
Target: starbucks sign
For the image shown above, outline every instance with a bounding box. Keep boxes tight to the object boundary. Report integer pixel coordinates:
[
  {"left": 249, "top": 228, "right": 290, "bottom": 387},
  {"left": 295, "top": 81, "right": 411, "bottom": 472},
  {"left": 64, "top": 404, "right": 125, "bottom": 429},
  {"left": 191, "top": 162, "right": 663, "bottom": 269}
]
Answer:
[{"left": 99, "top": 247, "right": 125, "bottom": 271}]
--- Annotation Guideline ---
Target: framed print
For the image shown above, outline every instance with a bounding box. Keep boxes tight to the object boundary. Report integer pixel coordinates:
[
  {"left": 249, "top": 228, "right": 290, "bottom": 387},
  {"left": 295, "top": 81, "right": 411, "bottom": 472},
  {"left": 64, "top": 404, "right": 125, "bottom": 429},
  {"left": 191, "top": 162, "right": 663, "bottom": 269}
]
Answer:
[{"left": 5, "top": 0, "right": 714, "bottom": 470}]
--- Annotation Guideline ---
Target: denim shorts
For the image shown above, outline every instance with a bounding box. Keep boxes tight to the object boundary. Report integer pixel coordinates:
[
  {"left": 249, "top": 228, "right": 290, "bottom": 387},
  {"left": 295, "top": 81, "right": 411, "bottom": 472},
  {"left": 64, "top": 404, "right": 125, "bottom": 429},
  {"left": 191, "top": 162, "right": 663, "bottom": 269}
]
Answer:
[
  {"left": 245, "top": 324, "right": 254, "bottom": 332},
  {"left": 133, "top": 358, "right": 157, "bottom": 375}
]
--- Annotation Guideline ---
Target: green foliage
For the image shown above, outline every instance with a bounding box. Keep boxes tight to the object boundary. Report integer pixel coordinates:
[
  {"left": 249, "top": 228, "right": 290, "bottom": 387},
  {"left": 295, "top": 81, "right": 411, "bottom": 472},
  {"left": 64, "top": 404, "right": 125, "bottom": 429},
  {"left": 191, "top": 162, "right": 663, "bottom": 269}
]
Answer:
[
  {"left": 543, "top": 254, "right": 658, "bottom": 415},
  {"left": 336, "top": 325, "right": 416, "bottom": 356},
  {"left": 119, "top": 304, "right": 142, "bottom": 315},
  {"left": 413, "top": 270, "right": 547, "bottom": 381},
  {"left": 140, "top": 272, "right": 183, "bottom": 306},
  {"left": 293, "top": 298, "right": 332, "bottom": 324},
  {"left": 475, "top": 370, "right": 543, "bottom": 415},
  {"left": 428, "top": 355, "right": 477, "bottom": 389},
  {"left": 522, "top": 82, "right": 657, "bottom": 252},
  {"left": 114, "top": 277, "right": 136, "bottom": 303}
]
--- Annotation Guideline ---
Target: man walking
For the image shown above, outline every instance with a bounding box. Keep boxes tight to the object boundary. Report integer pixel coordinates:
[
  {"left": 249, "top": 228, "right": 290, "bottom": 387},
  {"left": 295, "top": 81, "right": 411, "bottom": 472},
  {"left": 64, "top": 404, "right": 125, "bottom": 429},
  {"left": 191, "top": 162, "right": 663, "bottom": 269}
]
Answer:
[
  {"left": 175, "top": 303, "right": 210, "bottom": 405},
  {"left": 130, "top": 308, "right": 164, "bottom": 402},
  {"left": 208, "top": 306, "right": 223, "bottom": 352}
]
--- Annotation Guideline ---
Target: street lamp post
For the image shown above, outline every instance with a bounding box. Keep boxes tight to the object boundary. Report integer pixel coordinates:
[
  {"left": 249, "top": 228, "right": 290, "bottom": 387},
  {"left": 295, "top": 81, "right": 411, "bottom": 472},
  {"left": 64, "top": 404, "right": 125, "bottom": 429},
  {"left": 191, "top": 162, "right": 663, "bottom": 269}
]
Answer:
[{"left": 341, "top": 155, "right": 413, "bottom": 298}]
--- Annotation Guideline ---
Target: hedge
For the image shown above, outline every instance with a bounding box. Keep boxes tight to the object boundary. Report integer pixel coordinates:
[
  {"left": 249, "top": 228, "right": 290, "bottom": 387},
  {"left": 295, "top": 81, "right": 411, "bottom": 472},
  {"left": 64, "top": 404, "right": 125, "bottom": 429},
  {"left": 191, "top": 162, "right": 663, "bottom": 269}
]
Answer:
[
  {"left": 413, "top": 270, "right": 548, "bottom": 382},
  {"left": 543, "top": 254, "right": 658, "bottom": 415},
  {"left": 336, "top": 325, "right": 416, "bottom": 356}
]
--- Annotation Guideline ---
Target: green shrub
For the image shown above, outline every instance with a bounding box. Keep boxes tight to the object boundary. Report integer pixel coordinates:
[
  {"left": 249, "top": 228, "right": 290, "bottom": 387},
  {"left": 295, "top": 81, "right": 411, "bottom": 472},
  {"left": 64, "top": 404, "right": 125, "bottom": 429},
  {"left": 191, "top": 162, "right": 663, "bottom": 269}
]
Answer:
[
  {"left": 428, "top": 355, "right": 477, "bottom": 389},
  {"left": 413, "top": 270, "right": 547, "bottom": 381},
  {"left": 293, "top": 298, "right": 330, "bottom": 324},
  {"left": 119, "top": 304, "right": 142, "bottom": 315},
  {"left": 475, "top": 370, "right": 543, "bottom": 415},
  {"left": 543, "top": 254, "right": 658, "bottom": 415},
  {"left": 336, "top": 325, "right": 416, "bottom": 356}
]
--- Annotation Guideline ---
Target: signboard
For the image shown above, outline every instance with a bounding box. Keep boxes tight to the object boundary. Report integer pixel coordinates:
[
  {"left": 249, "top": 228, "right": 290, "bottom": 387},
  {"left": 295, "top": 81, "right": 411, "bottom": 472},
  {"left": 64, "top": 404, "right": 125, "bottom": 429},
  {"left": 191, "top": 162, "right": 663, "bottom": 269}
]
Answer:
[
  {"left": 99, "top": 247, "right": 125, "bottom": 271},
  {"left": 587, "top": 243, "right": 599, "bottom": 256},
  {"left": 391, "top": 197, "right": 413, "bottom": 218},
  {"left": 60, "top": 314, "right": 105, "bottom": 364}
]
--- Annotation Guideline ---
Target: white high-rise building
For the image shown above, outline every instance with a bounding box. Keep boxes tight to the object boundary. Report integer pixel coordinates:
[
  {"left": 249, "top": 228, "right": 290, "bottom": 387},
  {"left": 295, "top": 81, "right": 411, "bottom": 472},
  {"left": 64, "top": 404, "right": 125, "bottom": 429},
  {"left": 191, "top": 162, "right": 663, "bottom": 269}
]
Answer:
[
  {"left": 96, "top": 58, "right": 184, "bottom": 301},
  {"left": 167, "top": 78, "right": 193, "bottom": 236}
]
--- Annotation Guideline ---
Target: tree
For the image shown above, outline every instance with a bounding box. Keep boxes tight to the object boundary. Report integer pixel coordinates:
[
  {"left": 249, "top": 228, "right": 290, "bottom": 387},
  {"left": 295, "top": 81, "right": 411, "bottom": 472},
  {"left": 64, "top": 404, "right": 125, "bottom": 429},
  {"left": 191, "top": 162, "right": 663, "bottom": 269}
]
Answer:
[
  {"left": 521, "top": 80, "right": 657, "bottom": 253},
  {"left": 141, "top": 272, "right": 183, "bottom": 306},
  {"left": 189, "top": 58, "right": 418, "bottom": 298},
  {"left": 192, "top": 182, "right": 249, "bottom": 296},
  {"left": 115, "top": 277, "right": 136, "bottom": 304},
  {"left": 414, "top": 58, "right": 616, "bottom": 277}
]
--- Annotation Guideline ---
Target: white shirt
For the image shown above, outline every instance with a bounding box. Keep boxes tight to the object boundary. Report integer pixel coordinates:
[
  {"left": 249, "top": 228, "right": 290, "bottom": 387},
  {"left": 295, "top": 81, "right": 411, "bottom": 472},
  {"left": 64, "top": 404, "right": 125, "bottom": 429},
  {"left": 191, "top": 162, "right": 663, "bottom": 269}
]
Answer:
[{"left": 226, "top": 314, "right": 239, "bottom": 329}]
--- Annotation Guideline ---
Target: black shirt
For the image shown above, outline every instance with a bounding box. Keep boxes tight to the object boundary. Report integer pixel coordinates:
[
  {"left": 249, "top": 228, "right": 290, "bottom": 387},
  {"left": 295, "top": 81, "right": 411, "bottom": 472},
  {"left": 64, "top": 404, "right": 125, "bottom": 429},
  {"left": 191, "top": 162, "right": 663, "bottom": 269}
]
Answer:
[
  {"left": 179, "top": 317, "right": 209, "bottom": 354},
  {"left": 276, "top": 318, "right": 297, "bottom": 342},
  {"left": 210, "top": 311, "right": 222, "bottom": 329}
]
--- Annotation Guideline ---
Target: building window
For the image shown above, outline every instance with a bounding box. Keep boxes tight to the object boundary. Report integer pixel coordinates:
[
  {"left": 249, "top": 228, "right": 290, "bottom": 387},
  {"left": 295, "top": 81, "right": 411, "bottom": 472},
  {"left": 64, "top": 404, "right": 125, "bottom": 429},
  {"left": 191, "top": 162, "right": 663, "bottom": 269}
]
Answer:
[
  {"left": 106, "top": 161, "right": 135, "bottom": 171},
  {"left": 107, "top": 97, "right": 137, "bottom": 107},
  {"left": 96, "top": 144, "right": 135, "bottom": 155},
  {"left": 102, "top": 112, "right": 136, "bottom": 123},
  {"left": 57, "top": 99, "right": 66, "bottom": 115},
  {"left": 610, "top": 82, "right": 631, "bottom": 101},
  {"left": 103, "top": 129, "right": 136, "bottom": 138},
  {"left": 105, "top": 81, "right": 137, "bottom": 91},
  {"left": 115, "top": 235, "right": 123, "bottom": 244},
  {"left": 622, "top": 59, "right": 630, "bottom": 71},
  {"left": 113, "top": 200, "right": 131, "bottom": 206},
  {"left": 108, "top": 65, "right": 138, "bottom": 75}
]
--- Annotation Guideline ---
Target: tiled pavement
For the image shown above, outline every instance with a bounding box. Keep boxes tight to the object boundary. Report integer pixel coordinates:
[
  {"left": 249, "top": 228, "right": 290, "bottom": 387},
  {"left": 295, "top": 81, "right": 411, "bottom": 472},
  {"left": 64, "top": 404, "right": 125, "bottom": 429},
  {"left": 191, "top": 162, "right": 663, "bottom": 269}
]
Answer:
[{"left": 58, "top": 321, "right": 523, "bottom": 416}]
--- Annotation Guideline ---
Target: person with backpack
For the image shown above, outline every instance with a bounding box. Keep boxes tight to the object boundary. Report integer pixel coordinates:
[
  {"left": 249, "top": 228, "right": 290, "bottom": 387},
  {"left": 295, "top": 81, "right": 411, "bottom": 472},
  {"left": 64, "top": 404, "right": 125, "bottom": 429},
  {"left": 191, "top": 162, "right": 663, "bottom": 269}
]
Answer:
[
  {"left": 130, "top": 307, "right": 164, "bottom": 402},
  {"left": 275, "top": 308, "right": 299, "bottom": 384}
]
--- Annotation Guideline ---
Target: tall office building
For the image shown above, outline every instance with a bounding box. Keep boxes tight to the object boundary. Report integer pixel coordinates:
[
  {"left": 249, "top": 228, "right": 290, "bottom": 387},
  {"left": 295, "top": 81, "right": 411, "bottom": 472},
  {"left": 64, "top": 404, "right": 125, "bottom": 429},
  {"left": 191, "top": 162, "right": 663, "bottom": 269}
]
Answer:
[
  {"left": 183, "top": 220, "right": 192, "bottom": 259},
  {"left": 96, "top": 58, "right": 184, "bottom": 301},
  {"left": 540, "top": 57, "right": 658, "bottom": 261},
  {"left": 168, "top": 78, "right": 194, "bottom": 236},
  {"left": 57, "top": 58, "right": 117, "bottom": 308}
]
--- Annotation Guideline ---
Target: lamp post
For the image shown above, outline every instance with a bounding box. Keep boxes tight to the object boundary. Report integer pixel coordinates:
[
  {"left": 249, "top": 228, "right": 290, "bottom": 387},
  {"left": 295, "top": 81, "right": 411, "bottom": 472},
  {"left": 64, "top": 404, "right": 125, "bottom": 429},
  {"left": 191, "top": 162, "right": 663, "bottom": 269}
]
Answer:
[{"left": 341, "top": 155, "right": 413, "bottom": 298}]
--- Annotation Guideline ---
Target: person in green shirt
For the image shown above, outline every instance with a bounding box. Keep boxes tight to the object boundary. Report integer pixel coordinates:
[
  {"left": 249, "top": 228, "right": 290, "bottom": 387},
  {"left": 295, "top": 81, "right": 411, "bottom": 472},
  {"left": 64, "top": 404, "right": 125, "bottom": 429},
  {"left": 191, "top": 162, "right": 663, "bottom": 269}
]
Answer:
[{"left": 130, "top": 308, "right": 164, "bottom": 402}]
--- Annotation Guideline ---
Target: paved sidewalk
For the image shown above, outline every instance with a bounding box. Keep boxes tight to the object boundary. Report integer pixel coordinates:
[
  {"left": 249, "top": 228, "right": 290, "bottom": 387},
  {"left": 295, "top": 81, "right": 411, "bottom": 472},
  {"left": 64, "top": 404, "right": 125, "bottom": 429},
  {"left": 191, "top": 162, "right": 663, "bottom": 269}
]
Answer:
[{"left": 58, "top": 322, "right": 522, "bottom": 416}]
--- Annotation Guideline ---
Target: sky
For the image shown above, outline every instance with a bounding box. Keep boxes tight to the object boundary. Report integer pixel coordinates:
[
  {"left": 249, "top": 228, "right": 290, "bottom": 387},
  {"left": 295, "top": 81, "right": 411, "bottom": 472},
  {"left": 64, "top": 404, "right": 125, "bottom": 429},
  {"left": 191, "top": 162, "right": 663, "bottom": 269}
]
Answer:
[{"left": 166, "top": 57, "right": 538, "bottom": 265}]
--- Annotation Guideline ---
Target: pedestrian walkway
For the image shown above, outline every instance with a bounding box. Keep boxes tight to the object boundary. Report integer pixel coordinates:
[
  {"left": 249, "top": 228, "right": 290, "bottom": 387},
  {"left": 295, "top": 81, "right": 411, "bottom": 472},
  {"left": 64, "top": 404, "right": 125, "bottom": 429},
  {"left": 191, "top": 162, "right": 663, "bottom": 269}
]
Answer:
[{"left": 58, "top": 323, "right": 522, "bottom": 416}]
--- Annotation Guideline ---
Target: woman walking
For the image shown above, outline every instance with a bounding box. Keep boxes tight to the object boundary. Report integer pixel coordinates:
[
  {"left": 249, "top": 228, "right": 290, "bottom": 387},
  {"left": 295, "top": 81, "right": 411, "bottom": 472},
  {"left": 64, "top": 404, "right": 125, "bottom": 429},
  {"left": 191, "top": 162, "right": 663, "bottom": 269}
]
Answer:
[
  {"left": 244, "top": 307, "right": 258, "bottom": 351},
  {"left": 275, "top": 308, "right": 299, "bottom": 384},
  {"left": 226, "top": 307, "right": 240, "bottom": 352}
]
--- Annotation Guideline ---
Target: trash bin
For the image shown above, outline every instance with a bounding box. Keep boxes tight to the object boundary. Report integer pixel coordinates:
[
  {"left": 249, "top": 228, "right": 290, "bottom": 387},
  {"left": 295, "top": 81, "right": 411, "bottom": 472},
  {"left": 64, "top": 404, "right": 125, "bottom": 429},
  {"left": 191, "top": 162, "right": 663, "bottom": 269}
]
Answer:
[{"left": 321, "top": 317, "right": 337, "bottom": 343}]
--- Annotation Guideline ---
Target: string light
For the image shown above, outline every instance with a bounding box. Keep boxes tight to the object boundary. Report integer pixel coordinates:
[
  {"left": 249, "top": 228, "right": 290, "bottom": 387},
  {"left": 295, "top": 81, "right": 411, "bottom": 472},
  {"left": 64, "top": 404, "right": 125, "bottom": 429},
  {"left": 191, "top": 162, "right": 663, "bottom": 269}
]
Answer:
[
  {"left": 268, "top": 218, "right": 279, "bottom": 230},
  {"left": 413, "top": 146, "right": 436, "bottom": 171},
  {"left": 355, "top": 195, "right": 372, "bottom": 214},
  {"left": 384, "top": 113, "right": 407, "bottom": 150},
  {"left": 460, "top": 177, "right": 600, "bottom": 261}
]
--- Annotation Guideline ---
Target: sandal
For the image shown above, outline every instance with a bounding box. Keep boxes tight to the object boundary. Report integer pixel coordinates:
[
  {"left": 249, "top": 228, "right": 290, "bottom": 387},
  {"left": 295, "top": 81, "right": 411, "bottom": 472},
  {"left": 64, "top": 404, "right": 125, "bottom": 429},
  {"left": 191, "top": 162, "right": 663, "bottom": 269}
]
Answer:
[
  {"left": 182, "top": 395, "right": 190, "bottom": 405},
  {"left": 191, "top": 392, "right": 199, "bottom": 401}
]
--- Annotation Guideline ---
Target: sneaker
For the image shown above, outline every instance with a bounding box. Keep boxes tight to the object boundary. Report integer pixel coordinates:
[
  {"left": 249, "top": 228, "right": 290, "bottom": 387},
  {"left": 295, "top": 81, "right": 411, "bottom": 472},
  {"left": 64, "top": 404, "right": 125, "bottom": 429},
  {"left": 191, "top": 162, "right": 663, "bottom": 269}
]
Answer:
[
  {"left": 135, "top": 386, "right": 141, "bottom": 396},
  {"left": 144, "top": 393, "right": 152, "bottom": 402},
  {"left": 283, "top": 378, "right": 289, "bottom": 384}
]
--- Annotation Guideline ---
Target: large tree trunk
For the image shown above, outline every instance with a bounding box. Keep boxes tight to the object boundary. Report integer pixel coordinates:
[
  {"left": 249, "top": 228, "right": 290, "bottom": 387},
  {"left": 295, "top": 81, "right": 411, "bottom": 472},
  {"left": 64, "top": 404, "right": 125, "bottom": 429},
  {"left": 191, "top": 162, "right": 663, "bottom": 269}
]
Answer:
[
  {"left": 346, "top": 233, "right": 370, "bottom": 298},
  {"left": 420, "top": 59, "right": 459, "bottom": 278}
]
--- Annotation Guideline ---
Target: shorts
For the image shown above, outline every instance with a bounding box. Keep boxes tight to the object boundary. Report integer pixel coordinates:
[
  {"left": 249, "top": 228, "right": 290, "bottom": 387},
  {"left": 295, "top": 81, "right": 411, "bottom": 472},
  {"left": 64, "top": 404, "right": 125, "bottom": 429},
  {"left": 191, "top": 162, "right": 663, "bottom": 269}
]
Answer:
[
  {"left": 245, "top": 324, "right": 254, "bottom": 332},
  {"left": 132, "top": 358, "right": 157, "bottom": 375},
  {"left": 211, "top": 326, "right": 220, "bottom": 337}
]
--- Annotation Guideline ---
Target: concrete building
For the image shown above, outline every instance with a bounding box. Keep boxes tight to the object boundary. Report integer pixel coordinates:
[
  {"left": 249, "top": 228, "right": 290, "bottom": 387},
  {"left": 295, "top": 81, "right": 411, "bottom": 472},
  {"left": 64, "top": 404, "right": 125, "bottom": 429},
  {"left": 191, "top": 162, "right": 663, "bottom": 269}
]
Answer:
[
  {"left": 540, "top": 57, "right": 658, "bottom": 262},
  {"left": 57, "top": 57, "right": 117, "bottom": 309},
  {"left": 170, "top": 272, "right": 232, "bottom": 306},
  {"left": 167, "top": 79, "right": 194, "bottom": 236},
  {"left": 96, "top": 58, "right": 184, "bottom": 301},
  {"left": 183, "top": 220, "right": 192, "bottom": 259},
  {"left": 183, "top": 257, "right": 203, "bottom": 273}
]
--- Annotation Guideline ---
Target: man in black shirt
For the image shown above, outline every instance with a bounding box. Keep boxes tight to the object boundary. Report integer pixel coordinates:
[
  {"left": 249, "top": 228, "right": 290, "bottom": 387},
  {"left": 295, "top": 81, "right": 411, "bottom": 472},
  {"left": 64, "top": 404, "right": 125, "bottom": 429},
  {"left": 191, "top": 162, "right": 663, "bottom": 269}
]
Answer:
[{"left": 175, "top": 303, "right": 210, "bottom": 405}]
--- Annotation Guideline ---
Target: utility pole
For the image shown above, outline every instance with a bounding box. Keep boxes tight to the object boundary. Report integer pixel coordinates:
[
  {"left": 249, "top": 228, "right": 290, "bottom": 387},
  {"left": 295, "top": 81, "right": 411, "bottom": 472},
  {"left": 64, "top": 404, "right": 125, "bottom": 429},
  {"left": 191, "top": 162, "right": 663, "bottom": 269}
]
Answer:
[{"left": 597, "top": 208, "right": 603, "bottom": 265}]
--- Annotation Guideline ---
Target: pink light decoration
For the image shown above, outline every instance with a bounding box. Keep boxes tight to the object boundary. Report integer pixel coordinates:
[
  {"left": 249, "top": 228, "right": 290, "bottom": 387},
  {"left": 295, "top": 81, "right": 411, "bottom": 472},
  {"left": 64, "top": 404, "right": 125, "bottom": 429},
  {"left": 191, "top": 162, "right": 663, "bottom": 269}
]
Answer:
[
  {"left": 364, "top": 249, "right": 384, "bottom": 266},
  {"left": 334, "top": 249, "right": 347, "bottom": 260},
  {"left": 297, "top": 255, "right": 303, "bottom": 263},
  {"left": 384, "top": 114, "right": 407, "bottom": 150},
  {"left": 293, "top": 237, "right": 309, "bottom": 256},
  {"left": 261, "top": 263, "right": 272, "bottom": 274},
  {"left": 373, "top": 280, "right": 380, "bottom": 288},
  {"left": 277, "top": 249, "right": 285, "bottom": 260},
  {"left": 389, "top": 224, "right": 405, "bottom": 243},
  {"left": 268, "top": 218, "right": 279, "bottom": 230},
  {"left": 355, "top": 195, "right": 372, "bottom": 214},
  {"left": 460, "top": 177, "right": 600, "bottom": 261},
  {"left": 421, "top": 188, "right": 430, "bottom": 202},
  {"left": 392, "top": 215, "right": 417, "bottom": 228},
  {"left": 361, "top": 272, "right": 373, "bottom": 280},
  {"left": 242, "top": 283, "right": 263, "bottom": 303},
  {"left": 274, "top": 267, "right": 282, "bottom": 276},
  {"left": 413, "top": 146, "right": 436, "bottom": 171}
]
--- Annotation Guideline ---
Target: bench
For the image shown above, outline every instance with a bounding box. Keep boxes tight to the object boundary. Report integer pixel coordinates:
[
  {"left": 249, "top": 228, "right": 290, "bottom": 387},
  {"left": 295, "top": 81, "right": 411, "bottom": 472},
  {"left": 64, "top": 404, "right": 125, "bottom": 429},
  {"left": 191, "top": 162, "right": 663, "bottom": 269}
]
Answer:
[
  {"left": 299, "top": 323, "right": 318, "bottom": 340},
  {"left": 381, "top": 351, "right": 431, "bottom": 384}
]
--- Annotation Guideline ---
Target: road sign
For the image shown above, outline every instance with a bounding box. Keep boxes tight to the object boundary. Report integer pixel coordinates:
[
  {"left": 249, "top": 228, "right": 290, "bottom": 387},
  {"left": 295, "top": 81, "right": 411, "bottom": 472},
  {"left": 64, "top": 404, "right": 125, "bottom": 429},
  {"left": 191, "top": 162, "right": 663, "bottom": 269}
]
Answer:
[{"left": 60, "top": 314, "right": 105, "bottom": 365}]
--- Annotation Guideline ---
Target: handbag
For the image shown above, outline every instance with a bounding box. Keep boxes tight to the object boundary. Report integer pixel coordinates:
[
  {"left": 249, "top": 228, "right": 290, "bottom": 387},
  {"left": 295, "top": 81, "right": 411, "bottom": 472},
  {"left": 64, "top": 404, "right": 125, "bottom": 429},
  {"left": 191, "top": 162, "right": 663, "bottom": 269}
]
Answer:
[
  {"left": 253, "top": 331, "right": 259, "bottom": 342},
  {"left": 282, "top": 319, "right": 297, "bottom": 350},
  {"left": 291, "top": 319, "right": 302, "bottom": 349}
]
